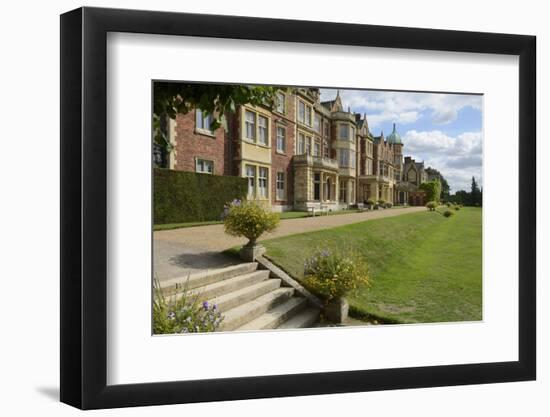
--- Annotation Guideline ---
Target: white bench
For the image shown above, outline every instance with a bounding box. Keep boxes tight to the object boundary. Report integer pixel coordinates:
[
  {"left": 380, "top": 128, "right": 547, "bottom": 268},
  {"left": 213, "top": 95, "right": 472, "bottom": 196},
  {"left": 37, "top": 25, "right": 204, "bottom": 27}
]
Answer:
[{"left": 307, "top": 203, "right": 329, "bottom": 217}]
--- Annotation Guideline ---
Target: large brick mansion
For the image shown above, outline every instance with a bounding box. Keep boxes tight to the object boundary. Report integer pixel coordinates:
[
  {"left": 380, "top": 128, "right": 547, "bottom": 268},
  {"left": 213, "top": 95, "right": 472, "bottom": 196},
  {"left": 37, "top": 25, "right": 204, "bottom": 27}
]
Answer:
[{"left": 154, "top": 88, "right": 434, "bottom": 211}]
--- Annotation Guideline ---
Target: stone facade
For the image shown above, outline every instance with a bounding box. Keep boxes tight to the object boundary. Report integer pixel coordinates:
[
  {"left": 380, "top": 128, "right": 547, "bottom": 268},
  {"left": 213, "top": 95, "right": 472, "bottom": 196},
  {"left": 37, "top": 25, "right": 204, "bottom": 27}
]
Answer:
[{"left": 156, "top": 88, "right": 435, "bottom": 211}]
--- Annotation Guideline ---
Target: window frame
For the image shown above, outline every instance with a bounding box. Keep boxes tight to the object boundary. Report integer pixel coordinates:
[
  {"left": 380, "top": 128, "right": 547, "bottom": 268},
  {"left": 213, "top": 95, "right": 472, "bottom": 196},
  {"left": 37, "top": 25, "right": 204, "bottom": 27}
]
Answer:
[{"left": 195, "top": 158, "right": 214, "bottom": 174}]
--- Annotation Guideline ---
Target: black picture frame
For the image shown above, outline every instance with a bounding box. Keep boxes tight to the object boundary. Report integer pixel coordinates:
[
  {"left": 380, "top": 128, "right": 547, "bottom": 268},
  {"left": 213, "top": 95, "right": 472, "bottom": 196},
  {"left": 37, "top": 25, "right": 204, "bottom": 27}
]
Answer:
[{"left": 60, "top": 6, "right": 536, "bottom": 410}]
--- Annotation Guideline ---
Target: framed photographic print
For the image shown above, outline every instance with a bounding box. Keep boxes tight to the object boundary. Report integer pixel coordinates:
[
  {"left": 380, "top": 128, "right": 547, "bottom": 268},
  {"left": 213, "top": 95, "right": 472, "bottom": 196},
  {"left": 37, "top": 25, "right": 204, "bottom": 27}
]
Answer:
[{"left": 60, "top": 6, "right": 536, "bottom": 410}]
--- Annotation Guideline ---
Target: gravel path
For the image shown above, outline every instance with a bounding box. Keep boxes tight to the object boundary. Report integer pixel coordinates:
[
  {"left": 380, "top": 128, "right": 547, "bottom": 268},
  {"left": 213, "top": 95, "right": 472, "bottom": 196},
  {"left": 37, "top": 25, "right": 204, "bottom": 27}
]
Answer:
[{"left": 154, "top": 206, "right": 425, "bottom": 280}]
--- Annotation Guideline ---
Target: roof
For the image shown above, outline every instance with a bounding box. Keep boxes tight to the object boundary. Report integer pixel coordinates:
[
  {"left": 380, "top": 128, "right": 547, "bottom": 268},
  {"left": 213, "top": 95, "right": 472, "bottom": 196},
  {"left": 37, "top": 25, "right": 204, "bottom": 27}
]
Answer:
[{"left": 386, "top": 123, "right": 402, "bottom": 145}]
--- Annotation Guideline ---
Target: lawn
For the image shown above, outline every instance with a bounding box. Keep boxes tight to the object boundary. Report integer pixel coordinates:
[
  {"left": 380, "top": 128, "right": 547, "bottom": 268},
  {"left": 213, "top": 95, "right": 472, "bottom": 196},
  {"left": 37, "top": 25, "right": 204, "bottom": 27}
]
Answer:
[{"left": 261, "top": 207, "right": 482, "bottom": 324}]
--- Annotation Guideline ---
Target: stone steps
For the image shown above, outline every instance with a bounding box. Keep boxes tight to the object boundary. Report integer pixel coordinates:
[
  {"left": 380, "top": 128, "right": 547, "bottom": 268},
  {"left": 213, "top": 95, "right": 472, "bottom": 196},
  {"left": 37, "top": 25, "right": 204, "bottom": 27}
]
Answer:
[
  {"left": 210, "top": 279, "right": 283, "bottom": 312},
  {"left": 159, "top": 262, "right": 259, "bottom": 295},
  {"left": 182, "top": 270, "right": 270, "bottom": 302},
  {"left": 277, "top": 307, "right": 321, "bottom": 329},
  {"left": 163, "top": 261, "right": 321, "bottom": 331},
  {"left": 236, "top": 297, "right": 307, "bottom": 331}
]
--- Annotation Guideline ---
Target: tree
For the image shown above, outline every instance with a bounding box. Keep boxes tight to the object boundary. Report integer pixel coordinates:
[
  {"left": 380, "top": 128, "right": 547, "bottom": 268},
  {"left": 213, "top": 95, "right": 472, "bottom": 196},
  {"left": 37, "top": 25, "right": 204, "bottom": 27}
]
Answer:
[
  {"left": 425, "top": 167, "right": 450, "bottom": 199},
  {"left": 470, "top": 176, "right": 481, "bottom": 206},
  {"left": 153, "top": 82, "right": 282, "bottom": 152},
  {"left": 419, "top": 179, "right": 442, "bottom": 202}
]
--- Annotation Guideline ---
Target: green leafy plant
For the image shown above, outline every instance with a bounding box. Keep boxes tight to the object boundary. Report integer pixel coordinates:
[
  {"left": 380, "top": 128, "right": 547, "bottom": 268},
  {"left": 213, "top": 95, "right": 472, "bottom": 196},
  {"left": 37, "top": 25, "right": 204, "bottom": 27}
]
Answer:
[
  {"left": 443, "top": 210, "right": 454, "bottom": 218},
  {"left": 384, "top": 202, "right": 393, "bottom": 209},
  {"left": 154, "top": 168, "right": 247, "bottom": 224},
  {"left": 426, "top": 201, "right": 437, "bottom": 211},
  {"left": 223, "top": 200, "right": 280, "bottom": 244},
  {"left": 303, "top": 249, "right": 370, "bottom": 301},
  {"left": 454, "top": 206, "right": 461, "bottom": 211},
  {"left": 419, "top": 179, "right": 442, "bottom": 202},
  {"left": 153, "top": 278, "right": 224, "bottom": 334}
]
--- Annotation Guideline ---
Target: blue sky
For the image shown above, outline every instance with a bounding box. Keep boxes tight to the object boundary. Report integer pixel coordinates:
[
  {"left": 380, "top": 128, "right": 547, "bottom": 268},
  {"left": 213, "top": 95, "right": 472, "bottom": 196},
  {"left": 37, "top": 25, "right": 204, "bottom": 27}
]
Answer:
[{"left": 319, "top": 88, "right": 483, "bottom": 193}]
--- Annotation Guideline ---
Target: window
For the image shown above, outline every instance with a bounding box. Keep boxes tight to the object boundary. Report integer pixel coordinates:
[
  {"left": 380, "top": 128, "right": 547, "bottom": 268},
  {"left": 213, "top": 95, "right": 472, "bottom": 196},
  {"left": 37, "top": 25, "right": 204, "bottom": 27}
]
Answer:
[
  {"left": 351, "top": 127, "right": 356, "bottom": 141},
  {"left": 339, "top": 124, "right": 349, "bottom": 140},
  {"left": 258, "top": 167, "right": 268, "bottom": 199},
  {"left": 276, "top": 127, "right": 286, "bottom": 153},
  {"left": 245, "top": 110, "right": 256, "bottom": 140},
  {"left": 313, "top": 139, "right": 321, "bottom": 157},
  {"left": 276, "top": 172, "right": 285, "bottom": 200},
  {"left": 246, "top": 165, "right": 255, "bottom": 198},
  {"left": 339, "top": 149, "right": 350, "bottom": 167},
  {"left": 276, "top": 92, "right": 286, "bottom": 114},
  {"left": 305, "top": 136, "right": 311, "bottom": 155},
  {"left": 258, "top": 116, "right": 268, "bottom": 145},
  {"left": 298, "top": 101, "right": 305, "bottom": 124},
  {"left": 297, "top": 132, "right": 306, "bottom": 155},
  {"left": 305, "top": 106, "right": 312, "bottom": 126},
  {"left": 324, "top": 121, "right": 329, "bottom": 137},
  {"left": 196, "top": 109, "right": 213, "bottom": 133},
  {"left": 314, "top": 173, "right": 321, "bottom": 201},
  {"left": 350, "top": 150, "right": 357, "bottom": 169},
  {"left": 340, "top": 180, "right": 347, "bottom": 202},
  {"left": 196, "top": 159, "right": 213, "bottom": 174},
  {"left": 323, "top": 138, "right": 329, "bottom": 158},
  {"left": 314, "top": 114, "right": 321, "bottom": 132},
  {"left": 297, "top": 100, "right": 312, "bottom": 126}
]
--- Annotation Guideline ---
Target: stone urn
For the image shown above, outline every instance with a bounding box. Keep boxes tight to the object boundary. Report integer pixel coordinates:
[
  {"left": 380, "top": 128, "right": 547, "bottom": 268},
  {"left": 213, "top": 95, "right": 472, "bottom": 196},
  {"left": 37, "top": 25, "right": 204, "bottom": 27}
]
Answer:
[
  {"left": 324, "top": 296, "right": 349, "bottom": 324},
  {"left": 239, "top": 239, "right": 266, "bottom": 261}
]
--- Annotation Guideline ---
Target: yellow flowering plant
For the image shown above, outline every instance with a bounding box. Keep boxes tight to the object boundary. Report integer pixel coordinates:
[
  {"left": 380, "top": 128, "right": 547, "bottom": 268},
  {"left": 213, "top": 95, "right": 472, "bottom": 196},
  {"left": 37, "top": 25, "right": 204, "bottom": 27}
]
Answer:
[
  {"left": 223, "top": 200, "right": 280, "bottom": 244},
  {"left": 303, "top": 248, "right": 370, "bottom": 301}
]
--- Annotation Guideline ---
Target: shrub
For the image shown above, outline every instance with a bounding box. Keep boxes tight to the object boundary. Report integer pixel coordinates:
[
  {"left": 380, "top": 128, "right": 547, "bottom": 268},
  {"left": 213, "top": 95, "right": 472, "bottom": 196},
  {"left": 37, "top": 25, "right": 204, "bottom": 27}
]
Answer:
[
  {"left": 378, "top": 199, "right": 385, "bottom": 205},
  {"left": 366, "top": 198, "right": 376, "bottom": 206},
  {"left": 153, "top": 279, "right": 224, "bottom": 334},
  {"left": 443, "top": 210, "right": 454, "bottom": 217},
  {"left": 154, "top": 168, "right": 247, "bottom": 224},
  {"left": 384, "top": 202, "right": 393, "bottom": 208},
  {"left": 426, "top": 201, "right": 437, "bottom": 211},
  {"left": 446, "top": 202, "right": 452, "bottom": 207},
  {"left": 454, "top": 206, "right": 460, "bottom": 211},
  {"left": 419, "top": 180, "right": 442, "bottom": 202},
  {"left": 303, "top": 249, "right": 370, "bottom": 301},
  {"left": 223, "top": 200, "right": 280, "bottom": 244}
]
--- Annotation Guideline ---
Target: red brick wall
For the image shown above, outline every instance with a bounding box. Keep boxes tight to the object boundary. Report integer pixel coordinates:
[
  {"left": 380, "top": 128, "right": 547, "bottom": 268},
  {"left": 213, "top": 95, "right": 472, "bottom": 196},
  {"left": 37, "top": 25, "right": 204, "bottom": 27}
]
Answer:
[{"left": 173, "top": 111, "right": 233, "bottom": 176}]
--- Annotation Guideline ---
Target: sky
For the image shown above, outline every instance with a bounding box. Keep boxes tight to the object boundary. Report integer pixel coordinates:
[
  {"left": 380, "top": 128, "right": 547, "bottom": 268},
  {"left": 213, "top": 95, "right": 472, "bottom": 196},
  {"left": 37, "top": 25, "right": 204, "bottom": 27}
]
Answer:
[{"left": 319, "top": 88, "right": 483, "bottom": 193}]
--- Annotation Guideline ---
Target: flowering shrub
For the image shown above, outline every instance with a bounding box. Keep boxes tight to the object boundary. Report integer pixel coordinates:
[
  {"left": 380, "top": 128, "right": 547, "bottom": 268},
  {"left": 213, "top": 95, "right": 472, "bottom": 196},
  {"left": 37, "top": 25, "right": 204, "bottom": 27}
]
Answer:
[
  {"left": 426, "top": 201, "right": 437, "bottom": 211},
  {"left": 223, "top": 200, "right": 279, "bottom": 244},
  {"left": 303, "top": 249, "right": 370, "bottom": 301},
  {"left": 153, "top": 279, "right": 223, "bottom": 334}
]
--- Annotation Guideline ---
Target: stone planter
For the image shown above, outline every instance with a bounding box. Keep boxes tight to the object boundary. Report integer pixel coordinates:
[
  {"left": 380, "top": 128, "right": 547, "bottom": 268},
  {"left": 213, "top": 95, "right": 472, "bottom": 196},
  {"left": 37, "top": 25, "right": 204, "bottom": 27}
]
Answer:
[
  {"left": 324, "top": 296, "right": 349, "bottom": 324},
  {"left": 239, "top": 241, "right": 266, "bottom": 261}
]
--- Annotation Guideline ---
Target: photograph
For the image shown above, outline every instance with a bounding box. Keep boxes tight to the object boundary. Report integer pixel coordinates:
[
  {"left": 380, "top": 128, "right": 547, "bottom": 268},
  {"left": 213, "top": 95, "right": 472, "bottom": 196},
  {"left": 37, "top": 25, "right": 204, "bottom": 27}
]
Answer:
[{"left": 152, "top": 83, "right": 483, "bottom": 334}]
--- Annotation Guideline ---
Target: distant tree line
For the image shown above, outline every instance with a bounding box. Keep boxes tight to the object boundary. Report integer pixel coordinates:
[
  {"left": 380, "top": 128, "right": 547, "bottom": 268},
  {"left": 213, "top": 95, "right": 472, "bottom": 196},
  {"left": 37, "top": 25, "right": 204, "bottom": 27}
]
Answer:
[{"left": 448, "top": 177, "right": 482, "bottom": 206}]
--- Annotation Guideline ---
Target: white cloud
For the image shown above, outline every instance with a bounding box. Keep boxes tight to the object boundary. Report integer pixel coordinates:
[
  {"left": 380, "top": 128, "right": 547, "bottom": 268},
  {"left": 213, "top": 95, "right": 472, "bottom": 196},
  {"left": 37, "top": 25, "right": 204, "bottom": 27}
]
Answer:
[
  {"left": 402, "top": 130, "right": 483, "bottom": 192},
  {"left": 320, "top": 89, "right": 482, "bottom": 128}
]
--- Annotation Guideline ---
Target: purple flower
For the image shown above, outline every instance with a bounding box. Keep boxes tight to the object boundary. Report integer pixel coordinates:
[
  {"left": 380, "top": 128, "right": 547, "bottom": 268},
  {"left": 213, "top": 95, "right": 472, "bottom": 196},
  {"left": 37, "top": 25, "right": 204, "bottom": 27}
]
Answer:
[{"left": 202, "top": 301, "right": 209, "bottom": 310}]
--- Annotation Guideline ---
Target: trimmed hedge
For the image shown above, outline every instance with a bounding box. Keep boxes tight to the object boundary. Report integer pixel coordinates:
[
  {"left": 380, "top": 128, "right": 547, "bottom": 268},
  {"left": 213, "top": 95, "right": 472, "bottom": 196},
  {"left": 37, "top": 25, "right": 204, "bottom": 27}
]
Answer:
[{"left": 154, "top": 168, "right": 248, "bottom": 224}]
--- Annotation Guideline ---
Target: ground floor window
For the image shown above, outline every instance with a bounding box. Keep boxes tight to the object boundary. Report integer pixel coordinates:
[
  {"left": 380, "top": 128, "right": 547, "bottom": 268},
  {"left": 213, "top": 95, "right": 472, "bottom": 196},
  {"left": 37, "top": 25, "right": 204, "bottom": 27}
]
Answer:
[
  {"left": 340, "top": 180, "right": 347, "bottom": 202},
  {"left": 276, "top": 172, "right": 285, "bottom": 200},
  {"left": 258, "top": 167, "right": 268, "bottom": 199},
  {"left": 196, "top": 158, "right": 213, "bottom": 174},
  {"left": 246, "top": 165, "right": 255, "bottom": 198},
  {"left": 313, "top": 173, "right": 321, "bottom": 201}
]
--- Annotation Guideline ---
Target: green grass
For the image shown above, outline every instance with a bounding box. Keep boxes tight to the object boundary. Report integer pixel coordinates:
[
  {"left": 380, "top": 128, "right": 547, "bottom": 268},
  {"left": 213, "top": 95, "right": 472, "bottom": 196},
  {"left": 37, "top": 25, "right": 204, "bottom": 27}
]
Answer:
[
  {"left": 154, "top": 208, "right": 365, "bottom": 230},
  {"left": 261, "top": 207, "right": 482, "bottom": 324}
]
